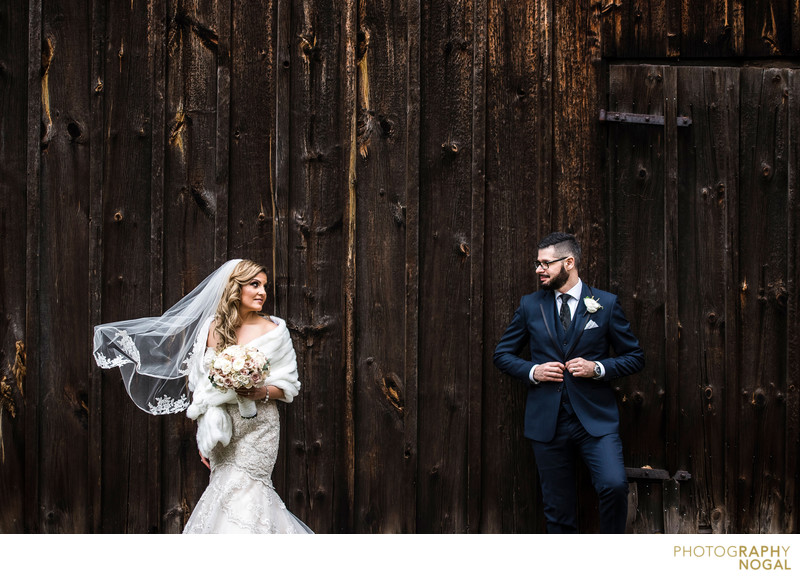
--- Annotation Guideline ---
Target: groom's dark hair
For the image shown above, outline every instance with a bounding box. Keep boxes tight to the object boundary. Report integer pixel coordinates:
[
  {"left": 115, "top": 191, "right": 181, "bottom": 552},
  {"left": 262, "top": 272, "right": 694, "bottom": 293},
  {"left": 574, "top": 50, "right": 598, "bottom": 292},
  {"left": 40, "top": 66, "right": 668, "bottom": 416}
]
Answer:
[{"left": 538, "top": 232, "right": 581, "bottom": 268}]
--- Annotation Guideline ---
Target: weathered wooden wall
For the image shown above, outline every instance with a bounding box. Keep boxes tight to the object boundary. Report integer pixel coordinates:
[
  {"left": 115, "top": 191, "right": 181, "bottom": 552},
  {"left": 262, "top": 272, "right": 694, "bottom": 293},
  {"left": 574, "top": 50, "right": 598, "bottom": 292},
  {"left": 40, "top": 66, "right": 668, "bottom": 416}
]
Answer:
[{"left": 1, "top": 0, "right": 798, "bottom": 533}]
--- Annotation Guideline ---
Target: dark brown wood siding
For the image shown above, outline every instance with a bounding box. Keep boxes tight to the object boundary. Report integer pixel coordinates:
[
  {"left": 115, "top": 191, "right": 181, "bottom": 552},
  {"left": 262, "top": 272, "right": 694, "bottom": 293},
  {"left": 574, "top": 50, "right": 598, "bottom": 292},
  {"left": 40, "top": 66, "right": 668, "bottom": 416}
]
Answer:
[{"left": 1, "top": 0, "right": 798, "bottom": 533}]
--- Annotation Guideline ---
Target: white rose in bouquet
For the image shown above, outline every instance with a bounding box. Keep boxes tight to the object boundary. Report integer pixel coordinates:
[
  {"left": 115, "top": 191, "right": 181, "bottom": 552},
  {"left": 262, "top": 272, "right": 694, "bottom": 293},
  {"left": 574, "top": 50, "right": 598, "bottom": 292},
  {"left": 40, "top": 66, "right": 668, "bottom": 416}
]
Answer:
[{"left": 208, "top": 345, "right": 271, "bottom": 418}]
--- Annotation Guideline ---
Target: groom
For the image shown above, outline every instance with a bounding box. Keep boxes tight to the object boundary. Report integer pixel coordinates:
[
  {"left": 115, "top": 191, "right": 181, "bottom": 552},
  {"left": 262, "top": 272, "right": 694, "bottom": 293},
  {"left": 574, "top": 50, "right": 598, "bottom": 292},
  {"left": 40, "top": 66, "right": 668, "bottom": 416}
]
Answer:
[{"left": 493, "top": 232, "right": 644, "bottom": 533}]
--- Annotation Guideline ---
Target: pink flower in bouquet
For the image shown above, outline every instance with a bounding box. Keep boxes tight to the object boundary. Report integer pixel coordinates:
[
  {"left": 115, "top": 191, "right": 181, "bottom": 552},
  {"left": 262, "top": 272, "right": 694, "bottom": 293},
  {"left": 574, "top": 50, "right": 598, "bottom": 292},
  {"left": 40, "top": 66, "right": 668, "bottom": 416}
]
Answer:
[{"left": 209, "top": 345, "right": 270, "bottom": 392}]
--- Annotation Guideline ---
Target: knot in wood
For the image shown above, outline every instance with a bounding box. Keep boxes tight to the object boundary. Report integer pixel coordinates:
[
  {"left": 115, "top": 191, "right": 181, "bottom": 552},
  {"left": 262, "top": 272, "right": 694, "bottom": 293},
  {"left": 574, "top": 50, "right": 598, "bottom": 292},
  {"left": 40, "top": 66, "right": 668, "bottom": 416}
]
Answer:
[
  {"left": 761, "top": 161, "right": 772, "bottom": 178},
  {"left": 357, "top": 29, "right": 370, "bottom": 60},
  {"left": 299, "top": 34, "right": 317, "bottom": 60},
  {"left": 442, "top": 141, "right": 459, "bottom": 155},
  {"left": 704, "top": 385, "right": 714, "bottom": 400},
  {"left": 113, "top": 211, "right": 124, "bottom": 222},
  {"left": 67, "top": 122, "right": 82, "bottom": 141}
]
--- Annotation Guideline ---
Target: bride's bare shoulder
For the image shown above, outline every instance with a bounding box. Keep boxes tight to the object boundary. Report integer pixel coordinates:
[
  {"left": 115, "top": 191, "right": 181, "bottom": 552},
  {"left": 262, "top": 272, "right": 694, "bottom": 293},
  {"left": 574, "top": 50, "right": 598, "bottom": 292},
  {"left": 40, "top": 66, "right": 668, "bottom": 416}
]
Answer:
[
  {"left": 257, "top": 314, "right": 279, "bottom": 333},
  {"left": 206, "top": 319, "right": 220, "bottom": 348}
]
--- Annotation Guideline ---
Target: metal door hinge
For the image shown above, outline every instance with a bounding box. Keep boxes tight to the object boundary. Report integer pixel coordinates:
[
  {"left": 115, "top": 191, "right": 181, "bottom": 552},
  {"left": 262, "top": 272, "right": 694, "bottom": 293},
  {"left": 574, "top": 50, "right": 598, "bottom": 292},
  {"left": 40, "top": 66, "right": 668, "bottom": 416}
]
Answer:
[{"left": 600, "top": 109, "right": 692, "bottom": 127}]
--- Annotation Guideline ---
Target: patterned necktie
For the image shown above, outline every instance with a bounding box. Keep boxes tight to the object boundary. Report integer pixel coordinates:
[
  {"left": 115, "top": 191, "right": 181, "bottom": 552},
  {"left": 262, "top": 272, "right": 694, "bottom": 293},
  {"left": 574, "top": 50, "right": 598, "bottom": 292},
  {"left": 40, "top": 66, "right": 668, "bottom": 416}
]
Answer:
[{"left": 560, "top": 295, "right": 571, "bottom": 331}]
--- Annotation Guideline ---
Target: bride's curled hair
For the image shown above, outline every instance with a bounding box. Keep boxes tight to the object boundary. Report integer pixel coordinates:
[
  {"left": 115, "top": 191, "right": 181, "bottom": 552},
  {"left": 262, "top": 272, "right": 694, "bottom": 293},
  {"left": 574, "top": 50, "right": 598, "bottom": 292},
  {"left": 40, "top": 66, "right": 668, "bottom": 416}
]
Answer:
[{"left": 213, "top": 259, "right": 268, "bottom": 349}]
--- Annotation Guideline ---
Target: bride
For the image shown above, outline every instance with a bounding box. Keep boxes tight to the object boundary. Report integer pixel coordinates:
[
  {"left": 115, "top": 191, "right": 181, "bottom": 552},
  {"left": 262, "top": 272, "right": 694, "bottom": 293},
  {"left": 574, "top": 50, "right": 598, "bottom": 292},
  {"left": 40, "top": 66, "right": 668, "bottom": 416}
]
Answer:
[{"left": 93, "top": 259, "right": 312, "bottom": 534}]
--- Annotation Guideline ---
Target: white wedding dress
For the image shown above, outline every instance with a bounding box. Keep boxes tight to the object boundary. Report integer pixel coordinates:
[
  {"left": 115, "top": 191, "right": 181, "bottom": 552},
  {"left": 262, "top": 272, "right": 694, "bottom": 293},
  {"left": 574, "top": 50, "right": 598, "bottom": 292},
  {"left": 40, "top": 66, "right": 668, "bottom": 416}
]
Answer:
[{"left": 183, "top": 317, "right": 312, "bottom": 534}]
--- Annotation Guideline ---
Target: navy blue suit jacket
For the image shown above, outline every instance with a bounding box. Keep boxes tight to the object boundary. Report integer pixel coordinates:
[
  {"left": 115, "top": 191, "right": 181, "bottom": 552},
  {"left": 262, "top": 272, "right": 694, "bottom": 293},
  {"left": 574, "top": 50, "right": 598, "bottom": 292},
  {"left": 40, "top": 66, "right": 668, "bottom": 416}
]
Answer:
[{"left": 493, "top": 282, "right": 644, "bottom": 442}]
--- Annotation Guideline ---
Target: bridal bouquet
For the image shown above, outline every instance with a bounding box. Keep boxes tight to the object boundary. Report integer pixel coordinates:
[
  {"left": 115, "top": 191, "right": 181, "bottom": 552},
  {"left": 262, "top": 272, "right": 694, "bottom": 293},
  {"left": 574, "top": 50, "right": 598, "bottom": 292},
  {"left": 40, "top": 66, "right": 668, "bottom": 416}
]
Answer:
[{"left": 208, "top": 345, "right": 270, "bottom": 418}]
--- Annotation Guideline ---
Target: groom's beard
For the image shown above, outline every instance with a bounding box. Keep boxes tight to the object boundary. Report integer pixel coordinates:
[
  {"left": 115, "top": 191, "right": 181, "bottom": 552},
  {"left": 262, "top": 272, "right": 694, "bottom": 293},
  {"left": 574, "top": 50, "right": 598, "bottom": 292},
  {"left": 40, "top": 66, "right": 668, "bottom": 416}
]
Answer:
[{"left": 540, "top": 264, "right": 569, "bottom": 291}]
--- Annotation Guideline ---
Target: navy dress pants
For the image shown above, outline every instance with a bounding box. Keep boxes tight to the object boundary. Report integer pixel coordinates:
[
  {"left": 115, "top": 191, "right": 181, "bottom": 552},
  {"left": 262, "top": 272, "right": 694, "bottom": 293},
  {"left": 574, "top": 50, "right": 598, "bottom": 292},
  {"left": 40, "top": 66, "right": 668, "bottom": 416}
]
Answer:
[{"left": 531, "top": 399, "right": 629, "bottom": 533}]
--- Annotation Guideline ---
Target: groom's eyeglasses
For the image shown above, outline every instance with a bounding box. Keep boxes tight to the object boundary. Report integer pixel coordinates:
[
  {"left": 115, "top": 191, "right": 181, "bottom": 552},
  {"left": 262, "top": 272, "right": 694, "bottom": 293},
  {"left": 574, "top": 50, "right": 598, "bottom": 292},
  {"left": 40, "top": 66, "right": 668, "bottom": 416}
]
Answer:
[{"left": 534, "top": 256, "right": 569, "bottom": 270}]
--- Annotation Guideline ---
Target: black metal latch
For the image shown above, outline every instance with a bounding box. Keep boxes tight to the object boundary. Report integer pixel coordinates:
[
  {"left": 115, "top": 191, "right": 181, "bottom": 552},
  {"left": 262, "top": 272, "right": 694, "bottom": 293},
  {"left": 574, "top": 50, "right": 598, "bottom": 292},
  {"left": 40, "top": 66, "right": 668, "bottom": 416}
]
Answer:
[{"left": 600, "top": 109, "right": 692, "bottom": 127}]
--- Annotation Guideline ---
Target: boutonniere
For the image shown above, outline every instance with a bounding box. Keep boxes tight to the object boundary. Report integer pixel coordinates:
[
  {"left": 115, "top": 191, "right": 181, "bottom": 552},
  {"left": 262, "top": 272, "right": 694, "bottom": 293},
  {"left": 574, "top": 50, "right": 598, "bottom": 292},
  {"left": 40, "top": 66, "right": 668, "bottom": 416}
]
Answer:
[{"left": 584, "top": 296, "right": 603, "bottom": 314}]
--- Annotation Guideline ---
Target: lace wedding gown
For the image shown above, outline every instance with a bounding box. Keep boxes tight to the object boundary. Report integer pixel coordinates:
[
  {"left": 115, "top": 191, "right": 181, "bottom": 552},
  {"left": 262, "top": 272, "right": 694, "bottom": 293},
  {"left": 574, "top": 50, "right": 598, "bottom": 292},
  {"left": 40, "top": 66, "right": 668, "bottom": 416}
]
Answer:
[
  {"left": 183, "top": 399, "right": 312, "bottom": 533},
  {"left": 183, "top": 318, "right": 312, "bottom": 534}
]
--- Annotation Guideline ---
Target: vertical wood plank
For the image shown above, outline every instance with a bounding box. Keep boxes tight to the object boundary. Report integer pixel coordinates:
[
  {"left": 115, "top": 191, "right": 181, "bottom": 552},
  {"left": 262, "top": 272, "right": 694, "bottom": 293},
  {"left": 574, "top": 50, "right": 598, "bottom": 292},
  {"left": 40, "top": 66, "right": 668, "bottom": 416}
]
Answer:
[
  {"left": 87, "top": 0, "right": 105, "bottom": 533},
  {"left": 404, "top": 0, "right": 422, "bottom": 535},
  {"left": 282, "top": 0, "right": 351, "bottom": 533},
  {"left": 794, "top": 0, "right": 800, "bottom": 53},
  {"left": 98, "top": 0, "right": 162, "bottom": 533},
  {"left": 148, "top": 0, "right": 168, "bottom": 534},
  {"left": 663, "top": 65, "right": 679, "bottom": 503},
  {"left": 737, "top": 67, "right": 789, "bottom": 533},
  {"left": 746, "top": 0, "right": 794, "bottom": 56},
  {"left": 786, "top": 69, "right": 800, "bottom": 534},
  {"left": 680, "top": 0, "right": 744, "bottom": 56},
  {"left": 214, "top": 0, "right": 230, "bottom": 266},
  {"left": 342, "top": 0, "right": 358, "bottom": 534},
  {"left": 228, "top": 0, "right": 276, "bottom": 270},
  {"left": 675, "top": 66, "right": 739, "bottom": 532},
  {"left": 23, "top": 0, "right": 42, "bottom": 534},
  {"left": 38, "top": 0, "right": 93, "bottom": 533},
  {"left": 272, "top": 0, "right": 292, "bottom": 518},
  {"left": 161, "top": 0, "right": 221, "bottom": 530},
  {"left": 607, "top": 64, "right": 667, "bottom": 534},
  {"left": 467, "top": 0, "right": 487, "bottom": 534},
  {"left": 353, "top": 0, "right": 417, "bottom": 532},
  {"left": 483, "top": 0, "right": 551, "bottom": 533},
  {"left": 554, "top": 0, "right": 606, "bottom": 283},
  {"left": 418, "top": 0, "right": 477, "bottom": 533},
  {"left": 417, "top": 0, "right": 475, "bottom": 532},
  {"left": 598, "top": 0, "right": 669, "bottom": 58},
  {"left": 0, "top": 0, "right": 29, "bottom": 533}
]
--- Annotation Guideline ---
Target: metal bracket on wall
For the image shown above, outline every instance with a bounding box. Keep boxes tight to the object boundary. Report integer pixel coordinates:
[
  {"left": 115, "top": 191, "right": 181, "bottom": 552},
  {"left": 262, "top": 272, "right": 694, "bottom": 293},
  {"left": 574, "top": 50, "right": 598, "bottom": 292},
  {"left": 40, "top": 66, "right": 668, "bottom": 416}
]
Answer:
[{"left": 599, "top": 109, "right": 692, "bottom": 127}]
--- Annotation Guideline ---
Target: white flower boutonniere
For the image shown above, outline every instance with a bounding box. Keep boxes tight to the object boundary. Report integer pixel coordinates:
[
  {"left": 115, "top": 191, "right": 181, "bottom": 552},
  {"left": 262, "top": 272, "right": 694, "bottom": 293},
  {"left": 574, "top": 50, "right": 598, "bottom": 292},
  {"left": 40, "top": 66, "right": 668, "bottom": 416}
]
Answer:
[{"left": 584, "top": 296, "right": 603, "bottom": 314}]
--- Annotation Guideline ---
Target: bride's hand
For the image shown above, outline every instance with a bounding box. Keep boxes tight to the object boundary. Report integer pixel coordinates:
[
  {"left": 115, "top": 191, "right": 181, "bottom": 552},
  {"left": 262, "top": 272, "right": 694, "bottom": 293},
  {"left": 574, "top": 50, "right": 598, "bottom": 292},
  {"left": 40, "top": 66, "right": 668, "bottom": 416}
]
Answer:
[
  {"left": 199, "top": 451, "right": 210, "bottom": 469},
  {"left": 235, "top": 385, "right": 267, "bottom": 400}
]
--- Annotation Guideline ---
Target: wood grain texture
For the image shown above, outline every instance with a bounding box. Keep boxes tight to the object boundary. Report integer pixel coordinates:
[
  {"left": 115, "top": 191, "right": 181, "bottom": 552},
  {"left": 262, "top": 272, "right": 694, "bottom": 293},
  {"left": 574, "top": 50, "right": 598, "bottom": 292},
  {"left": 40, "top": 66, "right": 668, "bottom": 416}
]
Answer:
[
  {"left": 23, "top": 0, "right": 43, "bottom": 533},
  {"left": 786, "top": 68, "right": 800, "bottom": 534},
  {"left": 353, "top": 0, "right": 418, "bottom": 533},
  {"left": 737, "top": 67, "right": 790, "bottom": 533},
  {"left": 482, "top": 0, "right": 552, "bottom": 533},
  {"left": 0, "top": 0, "right": 29, "bottom": 533},
  {"left": 4, "top": 0, "right": 800, "bottom": 534},
  {"left": 680, "top": 0, "right": 743, "bottom": 56},
  {"left": 675, "top": 66, "right": 739, "bottom": 533},
  {"left": 280, "top": 0, "right": 353, "bottom": 533},
  {"left": 417, "top": 0, "right": 476, "bottom": 533},
  {"left": 607, "top": 64, "right": 668, "bottom": 533}
]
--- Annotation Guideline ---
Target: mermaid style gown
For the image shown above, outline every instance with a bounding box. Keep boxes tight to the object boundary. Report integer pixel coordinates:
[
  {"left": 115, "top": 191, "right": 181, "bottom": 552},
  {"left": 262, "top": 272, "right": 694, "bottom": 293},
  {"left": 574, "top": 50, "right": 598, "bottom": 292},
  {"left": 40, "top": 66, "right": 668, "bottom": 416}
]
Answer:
[{"left": 183, "top": 318, "right": 312, "bottom": 534}]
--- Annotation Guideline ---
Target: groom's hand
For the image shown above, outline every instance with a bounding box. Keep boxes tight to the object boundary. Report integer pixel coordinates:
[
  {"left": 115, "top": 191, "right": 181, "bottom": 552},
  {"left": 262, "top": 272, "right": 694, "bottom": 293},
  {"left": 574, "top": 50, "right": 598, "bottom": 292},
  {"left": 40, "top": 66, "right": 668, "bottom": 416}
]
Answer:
[
  {"left": 566, "top": 357, "right": 594, "bottom": 378},
  {"left": 533, "top": 362, "right": 565, "bottom": 382}
]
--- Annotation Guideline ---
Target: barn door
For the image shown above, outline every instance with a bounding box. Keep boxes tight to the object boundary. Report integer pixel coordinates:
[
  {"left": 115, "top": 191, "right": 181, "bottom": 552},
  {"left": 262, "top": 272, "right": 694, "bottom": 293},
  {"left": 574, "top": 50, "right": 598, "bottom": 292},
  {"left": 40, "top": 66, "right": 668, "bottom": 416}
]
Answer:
[{"left": 606, "top": 64, "right": 799, "bottom": 533}]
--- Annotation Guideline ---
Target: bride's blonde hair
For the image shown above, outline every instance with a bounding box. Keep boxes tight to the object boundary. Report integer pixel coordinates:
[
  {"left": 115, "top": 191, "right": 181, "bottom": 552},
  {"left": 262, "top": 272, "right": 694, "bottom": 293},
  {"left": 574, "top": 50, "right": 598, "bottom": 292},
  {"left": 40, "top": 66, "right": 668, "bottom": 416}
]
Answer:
[{"left": 213, "top": 259, "right": 268, "bottom": 349}]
